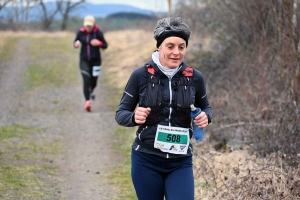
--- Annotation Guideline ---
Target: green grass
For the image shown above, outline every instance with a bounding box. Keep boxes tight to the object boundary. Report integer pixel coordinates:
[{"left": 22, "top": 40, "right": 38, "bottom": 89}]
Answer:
[
  {"left": 25, "top": 35, "right": 79, "bottom": 89},
  {"left": 25, "top": 62, "right": 71, "bottom": 88},
  {"left": 0, "top": 124, "right": 33, "bottom": 140},
  {"left": 0, "top": 124, "right": 63, "bottom": 199},
  {"left": 0, "top": 165, "right": 44, "bottom": 199},
  {"left": 0, "top": 36, "right": 18, "bottom": 62},
  {"left": 101, "top": 54, "right": 138, "bottom": 199},
  {"left": 106, "top": 126, "right": 138, "bottom": 200}
]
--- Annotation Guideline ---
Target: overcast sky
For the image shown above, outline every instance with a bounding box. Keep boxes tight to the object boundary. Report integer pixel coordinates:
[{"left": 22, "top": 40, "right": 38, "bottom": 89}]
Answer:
[{"left": 86, "top": 0, "right": 175, "bottom": 12}]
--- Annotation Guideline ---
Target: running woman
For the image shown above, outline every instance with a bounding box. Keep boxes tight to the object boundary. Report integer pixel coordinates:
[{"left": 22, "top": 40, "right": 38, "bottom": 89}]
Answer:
[
  {"left": 115, "top": 17, "right": 212, "bottom": 200},
  {"left": 74, "top": 15, "right": 108, "bottom": 112}
]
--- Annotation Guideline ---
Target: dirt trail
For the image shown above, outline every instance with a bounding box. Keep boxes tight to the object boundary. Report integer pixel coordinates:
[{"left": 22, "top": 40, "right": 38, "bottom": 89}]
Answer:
[
  {"left": 0, "top": 40, "right": 31, "bottom": 126},
  {"left": 0, "top": 38, "right": 122, "bottom": 199}
]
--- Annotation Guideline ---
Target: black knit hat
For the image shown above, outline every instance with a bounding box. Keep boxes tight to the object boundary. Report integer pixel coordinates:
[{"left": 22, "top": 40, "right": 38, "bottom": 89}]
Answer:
[
  {"left": 156, "top": 29, "right": 189, "bottom": 48},
  {"left": 153, "top": 17, "right": 191, "bottom": 48}
]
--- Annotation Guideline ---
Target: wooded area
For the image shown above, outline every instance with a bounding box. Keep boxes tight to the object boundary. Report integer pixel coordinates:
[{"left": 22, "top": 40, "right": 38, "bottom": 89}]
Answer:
[
  {"left": 0, "top": 0, "right": 161, "bottom": 31},
  {"left": 0, "top": 0, "right": 85, "bottom": 30}
]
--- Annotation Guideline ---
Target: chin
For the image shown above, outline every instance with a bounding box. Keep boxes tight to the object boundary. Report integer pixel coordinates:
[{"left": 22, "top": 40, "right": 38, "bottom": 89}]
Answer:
[
  {"left": 169, "top": 62, "right": 180, "bottom": 68},
  {"left": 168, "top": 65, "right": 179, "bottom": 69}
]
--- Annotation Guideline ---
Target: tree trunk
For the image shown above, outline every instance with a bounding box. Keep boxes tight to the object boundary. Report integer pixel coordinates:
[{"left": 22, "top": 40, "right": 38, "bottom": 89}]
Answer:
[{"left": 60, "top": 0, "right": 85, "bottom": 31}]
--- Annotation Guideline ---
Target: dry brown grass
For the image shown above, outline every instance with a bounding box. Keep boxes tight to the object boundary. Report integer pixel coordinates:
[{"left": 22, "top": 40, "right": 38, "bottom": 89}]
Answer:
[
  {"left": 102, "top": 29, "right": 207, "bottom": 90},
  {"left": 102, "top": 29, "right": 156, "bottom": 89},
  {"left": 192, "top": 145, "right": 300, "bottom": 199},
  {"left": 0, "top": 31, "right": 74, "bottom": 38}
]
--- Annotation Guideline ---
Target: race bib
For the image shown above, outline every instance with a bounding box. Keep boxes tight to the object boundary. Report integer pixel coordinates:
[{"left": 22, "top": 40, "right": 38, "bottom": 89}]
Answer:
[
  {"left": 92, "top": 66, "right": 101, "bottom": 77},
  {"left": 154, "top": 125, "right": 189, "bottom": 154}
]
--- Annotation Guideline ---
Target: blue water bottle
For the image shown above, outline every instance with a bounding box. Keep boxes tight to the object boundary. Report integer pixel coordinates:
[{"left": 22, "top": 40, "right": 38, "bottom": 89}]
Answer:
[{"left": 190, "top": 104, "right": 204, "bottom": 141}]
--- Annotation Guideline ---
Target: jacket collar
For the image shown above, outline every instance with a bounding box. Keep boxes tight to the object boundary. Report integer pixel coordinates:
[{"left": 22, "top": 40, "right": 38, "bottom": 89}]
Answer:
[
  {"left": 79, "top": 24, "right": 100, "bottom": 32},
  {"left": 146, "top": 60, "right": 189, "bottom": 78}
]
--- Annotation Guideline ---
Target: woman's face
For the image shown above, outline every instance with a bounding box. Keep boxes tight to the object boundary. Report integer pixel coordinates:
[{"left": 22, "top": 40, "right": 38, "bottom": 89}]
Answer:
[
  {"left": 158, "top": 37, "right": 187, "bottom": 69},
  {"left": 85, "top": 25, "right": 93, "bottom": 33}
]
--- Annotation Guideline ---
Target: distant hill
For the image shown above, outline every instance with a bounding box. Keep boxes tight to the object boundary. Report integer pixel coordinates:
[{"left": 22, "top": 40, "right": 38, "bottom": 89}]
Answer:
[
  {"left": 69, "top": 2, "right": 153, "bottom": 18},
  {"left": 106, "top": 12, "right": 154, "bottom": 20},
  {"left": 0, "top": 2, "right": 158, "bottom": 21}
]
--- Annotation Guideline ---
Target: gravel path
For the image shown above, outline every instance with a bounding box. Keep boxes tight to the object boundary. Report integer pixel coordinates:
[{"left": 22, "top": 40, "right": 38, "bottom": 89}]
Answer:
[{"left": 0, "top": 38, "right": 123, "bottom": 199}]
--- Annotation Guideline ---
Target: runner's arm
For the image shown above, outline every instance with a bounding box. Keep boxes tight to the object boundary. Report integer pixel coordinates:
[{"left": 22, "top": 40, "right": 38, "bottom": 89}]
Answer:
[
  {"left": 193, "top": 69, "right": 212, "bottom": 122},
  {"left": 97, "top": 31, "right": 108, "bottom": 49},
  {"left": 73, "top": 31, "right": 81, "bottom": 48},
  {"left": 115, "top": 68, "right": 144, "bottom": 127},
  {"left": 74, "top": 31, "right": 81, "bottom": 42}
]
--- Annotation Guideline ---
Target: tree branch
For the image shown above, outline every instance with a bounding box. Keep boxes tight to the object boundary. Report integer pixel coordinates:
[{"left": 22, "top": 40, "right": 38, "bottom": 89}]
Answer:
[{"left": 212, "top": 122, "right": 275, "bottom": 131}]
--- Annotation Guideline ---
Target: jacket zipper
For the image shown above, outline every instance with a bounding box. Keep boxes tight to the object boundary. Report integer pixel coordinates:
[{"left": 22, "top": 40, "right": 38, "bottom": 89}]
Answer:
[
  {"left": 168, "top": 77, "right": 172, "bottom": 127},
  {"left": 86, "top": 34, "right": 90, "bottom": 60},
  {"left": 138, "top": 126, "right": 148, "bottom": 140}
]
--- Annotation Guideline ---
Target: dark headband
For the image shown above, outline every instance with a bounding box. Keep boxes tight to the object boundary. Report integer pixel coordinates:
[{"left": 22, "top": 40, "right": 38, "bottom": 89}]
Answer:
[{"left": 156, "top": 31, "right": 189, "bottom": 48}]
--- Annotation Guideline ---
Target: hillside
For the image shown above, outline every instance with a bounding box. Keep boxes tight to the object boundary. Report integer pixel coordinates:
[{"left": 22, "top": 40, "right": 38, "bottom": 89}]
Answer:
[{"left": 0, "top": 2, "right": 157, "bottom": 21}]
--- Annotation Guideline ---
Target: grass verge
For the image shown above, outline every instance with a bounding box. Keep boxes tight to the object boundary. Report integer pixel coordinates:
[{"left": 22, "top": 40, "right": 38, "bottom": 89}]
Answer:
[
  {"left": 0, "top": 124, "right": 64, "bottom": 200},
  {"left": 25, "top": 33, "right": 79, "bottom": 89},
  {"left": 0, "top": 34, "right": 19, "bottom": 64},
  {"left": 102, "top": 30, "right": 155, "bottom": 200},
  {"left": 106, "top": 126, "right": 137, "bottom": 200}
]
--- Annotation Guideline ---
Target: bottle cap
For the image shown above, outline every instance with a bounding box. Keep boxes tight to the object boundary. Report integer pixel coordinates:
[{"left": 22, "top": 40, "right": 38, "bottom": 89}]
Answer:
[{"left": 190, "top": 104, "right": 196, "bottom": 111}]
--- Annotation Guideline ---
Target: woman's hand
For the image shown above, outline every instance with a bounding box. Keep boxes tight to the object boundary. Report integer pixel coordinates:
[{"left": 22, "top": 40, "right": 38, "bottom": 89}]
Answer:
[
  {"left": 134, "top": 107, "right": 151, "bottom": 124},
  {"left": 74, "top": 40, "right": 80, "bottom": 48},
  {"left": 193, "top": 112, "right": 208, "bottom": 128},
  {"left": 90, "top": 39, "right": 102, "bottom": 46}
]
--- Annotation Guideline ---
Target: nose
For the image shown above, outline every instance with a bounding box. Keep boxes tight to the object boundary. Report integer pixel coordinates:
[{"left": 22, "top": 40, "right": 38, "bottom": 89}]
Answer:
[{"left": 173, "top": 47, "right": 179, "bottom": 55}]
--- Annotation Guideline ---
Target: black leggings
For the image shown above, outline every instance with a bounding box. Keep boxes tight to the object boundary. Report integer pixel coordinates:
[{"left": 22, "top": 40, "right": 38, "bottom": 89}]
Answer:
[
  {"left": 131, "top": 149, "right": 194, "bottom": 200},
  {"left": 79, "top": 60, "right": 99, "bottom": 101}
]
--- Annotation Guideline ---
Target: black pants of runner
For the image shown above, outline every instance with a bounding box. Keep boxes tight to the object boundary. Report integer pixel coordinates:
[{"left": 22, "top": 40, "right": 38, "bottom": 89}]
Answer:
[
  {"left": 131, "top": 148, "right": 194, "bottom": 200},
  {"left": 79, "top": 59, "right": 99, "bottom": 101}
]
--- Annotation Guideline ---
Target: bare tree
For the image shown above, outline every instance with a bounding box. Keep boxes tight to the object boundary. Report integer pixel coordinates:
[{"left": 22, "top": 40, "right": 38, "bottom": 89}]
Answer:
[
  {"left": 0, "top": 0, "right": 12, "bottom": 12},
  {"left": 23, "top": 0, "right": 39, "bottom": 23},
  {"left": 0, "top": 0, "right": 39, "bottom": 28},
  {"left": 9, "top": 0, "right": 38, "bottom": 30},
  {"left": 39, "top": 0, "right": 62, "bottom": 30},
  {"left": 60, "top": 0, "right": 85, "bottom": 31},
  {"left": 11, "top": 0, "right": 21, "bottom": 29}
]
